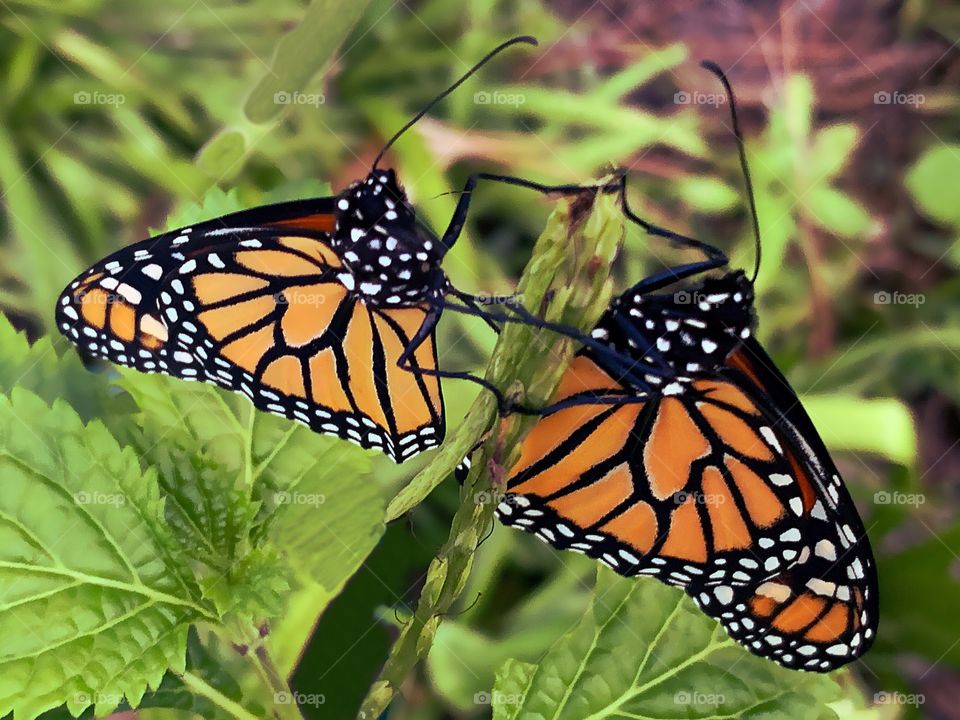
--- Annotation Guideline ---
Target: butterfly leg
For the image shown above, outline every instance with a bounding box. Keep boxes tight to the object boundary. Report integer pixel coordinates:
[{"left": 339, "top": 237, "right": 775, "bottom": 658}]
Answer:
[
  {"left": 439, "top": 297, "right": 671, "bottom": 391},
  {"left": 396, "top": 302, "right": 515, "bottom": 413},
  {"left": 438, "top": 171, "right": 728, "bottom": 265},
  {"left": 509, "top": 390, "right": 651, "bottom": 417}
]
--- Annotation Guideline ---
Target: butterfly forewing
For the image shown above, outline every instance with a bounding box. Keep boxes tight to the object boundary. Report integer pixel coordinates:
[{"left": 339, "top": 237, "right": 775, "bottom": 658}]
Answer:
[{"left": 56, "top": 196, "right": 444, "bottom": 462}]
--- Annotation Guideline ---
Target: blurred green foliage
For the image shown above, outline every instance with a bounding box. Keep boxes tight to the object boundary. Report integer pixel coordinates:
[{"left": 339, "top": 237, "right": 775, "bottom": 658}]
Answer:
[{"left": 0, "top": 0, "right": 957, "bottom": 718}]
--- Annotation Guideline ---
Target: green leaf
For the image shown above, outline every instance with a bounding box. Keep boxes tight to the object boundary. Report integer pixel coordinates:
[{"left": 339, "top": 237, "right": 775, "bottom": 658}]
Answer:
[
  {"left": 154, "top": 186, "right": 248, "bottom": 236},
  {"left": 0, "top": 313, "right": 121, "bottom": 422},
  {"left": 492, "top": 568, "right": 841, "bottom": 720},
  {"left": 803, "top": 186, "right": 872, "bottom": 238},
  {"left": 270, "top": 466, "right": 385, "bottom": 586},
  {"left": 244, "top": 0, "right": 374, "bottom": 123},
  {"left": 674, "top": 176, "right": 739, "bottom": 213},
  {"left": 784, "top": 74, "right": 815, "bottom": 144},
  {"left": 116, "top": 371, "right": 369, "bottom": 485},
  {"left": 877, "top": 522, "right": 960, "bottom": 670},
  {"left": 799, "top": 394, "right": 916, "bottom": 465},
  {"left": 491, "top": 659, "right": 537, "bottom": 720},
  {"left": 810, "top": 125, "right": 860, "bottom": 179},
  {"left": 0, "top": 389, "right": 208, "bottom": 720},
  {"left": 905, "top": 144, "right": 960, "bottom": 226},
  {"left": 136, "top": 629, "right": 265, "bottom": 720},
  {"left": 195, "top": 128, "right": 248, "bottom": 181},
  {"left": 200, "top": 546, "right": 289, "bottom": 624},
  {"left": 140, "top": 446, "right": 258, "bottom": 568}
]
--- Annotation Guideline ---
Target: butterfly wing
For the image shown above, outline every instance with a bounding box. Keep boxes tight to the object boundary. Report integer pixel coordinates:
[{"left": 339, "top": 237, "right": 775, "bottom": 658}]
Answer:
[
  {"left": 56, "top": 199, "right": 443, "bottom": 462},
  {"left": 499, "top": 356, "right": 812, "bottom": 588},
  {"left": 687, "top": 339, "right": 878, "bottom": 671},
  {"left": 485, "top": 271, "right": 876, "bottom": 670}
]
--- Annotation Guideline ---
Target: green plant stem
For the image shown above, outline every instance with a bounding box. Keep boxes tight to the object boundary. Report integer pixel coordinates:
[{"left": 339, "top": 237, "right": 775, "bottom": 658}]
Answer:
[
  {"left": 180, "top": 671, "right": 261, "bottom": 720},
  {"left": 248, "top": 644, "right": 305, "bottom": 720},
  {"left": 358, "top": 188, "right": 624, "bottom": 719}
]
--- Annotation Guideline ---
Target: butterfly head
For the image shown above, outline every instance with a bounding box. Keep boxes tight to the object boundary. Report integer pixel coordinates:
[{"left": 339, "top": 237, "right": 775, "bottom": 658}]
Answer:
[{"left": 333, "top": 169, "right": 445, "bottom": 305}]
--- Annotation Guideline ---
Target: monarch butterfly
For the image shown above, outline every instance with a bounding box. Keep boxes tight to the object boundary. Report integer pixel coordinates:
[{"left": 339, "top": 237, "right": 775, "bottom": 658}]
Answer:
[
  {"left": 458, "top": 63, "right": 877, "bottom": 671},
  {"left": 55, "top": 37, "right": 538, "bottom": 463}
]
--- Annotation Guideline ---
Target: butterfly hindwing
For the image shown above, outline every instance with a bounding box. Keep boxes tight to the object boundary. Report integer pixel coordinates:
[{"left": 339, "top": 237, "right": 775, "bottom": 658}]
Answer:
[
  {"left": 686, "top": 340, "right": 878, "bottom": 671},
  {"left": 499, "top": 365, "right": 811, "bottom": 588}
]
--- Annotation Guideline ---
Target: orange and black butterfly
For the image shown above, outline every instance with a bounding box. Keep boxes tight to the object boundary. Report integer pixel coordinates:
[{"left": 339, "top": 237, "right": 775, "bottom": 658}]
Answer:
[
  {"left": 459, "top": 63, "right": 877, "bottom": 671},
  {"left": 55, "top": 37, "right": 537, "bottom": 463}
]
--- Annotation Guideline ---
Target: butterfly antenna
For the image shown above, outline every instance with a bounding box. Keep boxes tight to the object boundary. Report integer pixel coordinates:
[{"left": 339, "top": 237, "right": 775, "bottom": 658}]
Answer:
[
  {"left": 700, "top": 60, "right": 762, "bottom": 282},
  {"left": 372, "top": 35, "right": 538, "bottom": 168}
]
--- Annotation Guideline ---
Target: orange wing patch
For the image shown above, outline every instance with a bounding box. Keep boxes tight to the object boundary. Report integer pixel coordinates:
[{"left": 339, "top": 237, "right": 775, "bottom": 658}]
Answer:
[
  {"left": 659, "top": 496, "right": 708, "bottom": 563},
  {"left": 554, "top": 355, "right": 625, "bottom": 401},
  {"left": 280, "top": 284, "right": 346, "bottom": 347},
  {"left": 643, "top": 398, "right": 709, "bottom": 500},
  {"left": 545, "top": 462, "right": 634, "bottom": 528},
  {"left": 268, "top": 213, "right": 336, "bottom": 234}
]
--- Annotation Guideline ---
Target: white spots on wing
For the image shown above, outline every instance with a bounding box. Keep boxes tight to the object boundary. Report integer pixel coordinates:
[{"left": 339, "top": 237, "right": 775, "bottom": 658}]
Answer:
[{"left": 760, "top": 426, "right": 783, "bottom": 453}]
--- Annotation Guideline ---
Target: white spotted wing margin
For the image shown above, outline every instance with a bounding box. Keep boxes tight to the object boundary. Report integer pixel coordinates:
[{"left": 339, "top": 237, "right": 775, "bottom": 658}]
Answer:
[{"left": 489, "top": 568, "right": 843, "bottom": 720}]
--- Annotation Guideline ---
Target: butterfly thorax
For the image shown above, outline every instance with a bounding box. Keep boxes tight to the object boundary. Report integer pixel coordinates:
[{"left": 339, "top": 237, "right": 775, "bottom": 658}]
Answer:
[
  {"left": 591, "top": 271, "right": 757, "bottom": 391},
  {"left": 332, "top": 169, "right": 445, "bottom": 306}
]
